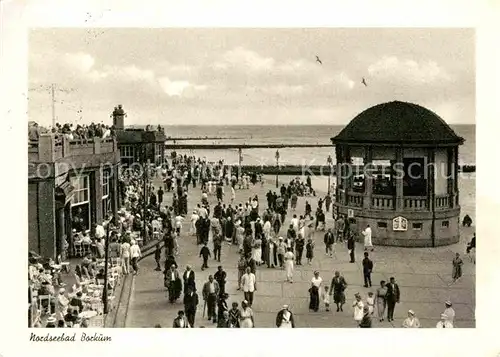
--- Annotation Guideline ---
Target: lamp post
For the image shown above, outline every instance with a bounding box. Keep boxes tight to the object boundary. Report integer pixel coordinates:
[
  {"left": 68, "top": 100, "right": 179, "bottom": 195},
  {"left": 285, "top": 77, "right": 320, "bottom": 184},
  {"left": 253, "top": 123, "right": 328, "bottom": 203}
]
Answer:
[
  {"left": 275, "top": 150, "right": 280, "bottom": 188},
  {"left": 327, "top": 155, "right": 333, "bottom": 194}
]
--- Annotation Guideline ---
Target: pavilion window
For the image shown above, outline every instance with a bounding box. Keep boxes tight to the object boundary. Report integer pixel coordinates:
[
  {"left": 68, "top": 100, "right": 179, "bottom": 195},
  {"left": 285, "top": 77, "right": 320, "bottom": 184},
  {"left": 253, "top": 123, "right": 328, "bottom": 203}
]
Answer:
[
  {"left": 372, "top": 160, "right": 395, "bottom": 195},
  {"left": 402, "top": 158, "right": 427, "bottom": 196},
  {"left": 377, "top": 222, "right": 387, "bottom": 229},
  {"left": 350, "top": 156, "right": 365, "bottom": 193},
  {"left": 441, "top": 220, "right": 449, "bottom": 228},
  {"left": 70, "top": 175, "right": 91, "bottom": 233},
  {"left": 412, "top": 222, "right": 423, "bottom": 230}
]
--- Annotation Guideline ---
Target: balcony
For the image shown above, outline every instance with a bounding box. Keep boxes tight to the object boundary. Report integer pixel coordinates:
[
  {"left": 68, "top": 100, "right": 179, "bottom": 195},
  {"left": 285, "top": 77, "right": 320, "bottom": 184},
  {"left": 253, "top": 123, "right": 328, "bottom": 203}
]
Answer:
[
  {"left": 371, "top": 194, "right": 394, "bottom": 210},
  {"left": 28, "top": 134, "right": 117, "bottom": 163},
  {"left": 435, "top": 195, "right": 450, "bottom": 209},
  {"left": 404, "top": 196, "right": 427, "bottom": 211},
  {"left": 347, "top": 192, "right": 364, "bottom": 208}
]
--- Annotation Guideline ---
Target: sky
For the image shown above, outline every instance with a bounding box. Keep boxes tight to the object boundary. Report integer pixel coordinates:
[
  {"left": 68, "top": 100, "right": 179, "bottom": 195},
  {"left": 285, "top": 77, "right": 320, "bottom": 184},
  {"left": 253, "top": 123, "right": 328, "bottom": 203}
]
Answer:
[{"left": 28, "top": 28, "right": 475, "bottom": 126}]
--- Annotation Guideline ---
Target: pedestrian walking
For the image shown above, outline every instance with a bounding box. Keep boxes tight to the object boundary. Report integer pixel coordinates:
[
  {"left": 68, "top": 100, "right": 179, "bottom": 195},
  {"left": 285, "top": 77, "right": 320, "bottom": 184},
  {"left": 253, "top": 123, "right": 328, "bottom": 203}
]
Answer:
[
  {"left": 375, "top": 280, "right": 387, "bottom": 322},
  {"left": 402, "top": 310, "right": 421, "bottom": 328},
  {"left": 276, "top": 304, "right": 295, "bottom": 328},
  {"left": 154, "top": 243, "right": 162, "bottom": 271},
  {"left": 436, "top": 313, "right": 454, "bottom": 328},
  {"left": 385, "top": 277, "right": 400, "bottom": 322},
  {"left": 322, "top": 286, "right": 331, "bottom": 311},
  {"left": 183, "top": 287, "right": 199, "bottom": 327},
  {"left": 443, "top": 301, "right": 455, "bottom": 325},
  {"left": 172, "top": 310, "right": 190, "bottom": 328},
  {"left": 202, "top": 275, "right": 220, "bottom": 324},
  {"left": 130, "top": 240, "right": 141, "bottom": 275},
  {"left": 366, "top": 291, "right": 375, "bottom": 315},
  {"left": 324, "top": 228, "right": 335, "bottom": 256},
  {"left": 309, "top": 271, "right": 323, "bottom": 312},
  {"left": 352, "top": 293, "right": 364, "bottom": 324},
  {"left": 283, "top": 248, "right": 295, "bottom": 283},
  {"left": 451, "top": 252, "right": 464, "bottom": 284},
  {"left": 330, "top": 271, "right": 347, "bottom": 312},
  {"left": 362, "top": 224, "right": 374, "bottom": 251},
  {"left": 240, "top": 267, "right": 257, "bottom": 307},
  {"left": 240, "top": 300, "right": 254, "bottom": 328},
  {"left": 362, "top": 252, "right": 373, "bottom": 287},
  {"left": 214, "top": 266, "right": 227, "bottom": 296},
  {"left": 359, "top": 306, "right": 372, "bottom": 328},
  {"left": 199, "top": 243, "right": 211, "bottom": 271},
  {"left": 305, "top": 238, "right": 315, "bottom": 265},
  {"left": 228, "top": 302, "right": 241, "bottom": 328},
  {"left": 347, "top": 235, "right": 355, "bottom": 263}
]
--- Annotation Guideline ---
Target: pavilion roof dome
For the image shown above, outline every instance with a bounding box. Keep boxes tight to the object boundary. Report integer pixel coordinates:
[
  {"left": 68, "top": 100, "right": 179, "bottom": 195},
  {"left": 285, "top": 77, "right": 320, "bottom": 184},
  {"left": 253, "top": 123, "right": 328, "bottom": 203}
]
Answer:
[{"left": 331, "top": 101, "right": 464, "bottom": 145}]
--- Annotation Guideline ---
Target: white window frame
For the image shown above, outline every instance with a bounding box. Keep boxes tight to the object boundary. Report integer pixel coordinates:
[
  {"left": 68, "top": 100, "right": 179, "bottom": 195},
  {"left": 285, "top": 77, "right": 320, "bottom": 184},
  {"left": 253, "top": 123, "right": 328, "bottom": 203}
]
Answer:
[{"left": 70, "top": 175, "right": 90, "bottom": 207}]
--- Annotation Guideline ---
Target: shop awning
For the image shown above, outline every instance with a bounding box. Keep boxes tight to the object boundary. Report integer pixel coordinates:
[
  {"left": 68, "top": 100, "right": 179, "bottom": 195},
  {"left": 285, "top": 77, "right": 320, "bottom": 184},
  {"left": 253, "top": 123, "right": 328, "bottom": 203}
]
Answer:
[{"left": 55, "top": 181, "right": 75, "bottom": 204}]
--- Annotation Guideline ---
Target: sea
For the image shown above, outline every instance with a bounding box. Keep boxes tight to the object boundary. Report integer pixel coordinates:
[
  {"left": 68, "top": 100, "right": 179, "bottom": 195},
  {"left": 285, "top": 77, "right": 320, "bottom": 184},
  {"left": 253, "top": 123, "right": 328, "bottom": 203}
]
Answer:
[{"left": 161, "top": 124, "right": 475, "bottom": 220}]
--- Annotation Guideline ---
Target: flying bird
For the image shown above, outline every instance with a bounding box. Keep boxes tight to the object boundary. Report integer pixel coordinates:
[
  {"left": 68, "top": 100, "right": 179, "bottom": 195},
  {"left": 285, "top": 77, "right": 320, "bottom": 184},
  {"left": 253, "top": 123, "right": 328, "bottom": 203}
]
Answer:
[
  {"left": 361, "top": 78, "right": 368, "bottom": 87},
  {"left": 315, "top": 56, "right": 322, "bottom": 65}
]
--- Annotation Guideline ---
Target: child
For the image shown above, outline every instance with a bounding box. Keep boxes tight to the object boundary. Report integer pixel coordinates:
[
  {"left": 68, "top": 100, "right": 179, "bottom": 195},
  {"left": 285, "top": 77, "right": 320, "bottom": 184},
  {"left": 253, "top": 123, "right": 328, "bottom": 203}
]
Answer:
[
  {"left": 306, "top": 238, "right": 315, "bottom": 265},
  {"left": 366, "top": 291, "right": 375, "bottom": 315},
  {"left": 323, "top": 286, "right": 331, "bottom": 312}
]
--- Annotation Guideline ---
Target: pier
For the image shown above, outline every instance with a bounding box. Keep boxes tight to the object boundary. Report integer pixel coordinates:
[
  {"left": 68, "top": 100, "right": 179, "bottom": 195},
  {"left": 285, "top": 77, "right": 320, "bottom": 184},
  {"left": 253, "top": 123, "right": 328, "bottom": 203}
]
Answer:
[
  {"left": 164, "top": 143, "right": 332, "bottom": 149},
  {"left": 166, "top": 136, "right": 245, "bottom": 141}
]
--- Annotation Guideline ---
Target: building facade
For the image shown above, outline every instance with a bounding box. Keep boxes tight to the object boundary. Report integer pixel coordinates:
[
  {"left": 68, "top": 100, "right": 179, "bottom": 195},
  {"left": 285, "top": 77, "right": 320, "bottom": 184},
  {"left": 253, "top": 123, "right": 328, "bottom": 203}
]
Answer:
[
  {"left": 112, "top": 105, "right": 166, "bottom": 166},
  {"left": 28, "top": 134, "right": 120, "bottom": 259},
  {"left": 332, "top": 101, "right": 464, "bottom": 247}
]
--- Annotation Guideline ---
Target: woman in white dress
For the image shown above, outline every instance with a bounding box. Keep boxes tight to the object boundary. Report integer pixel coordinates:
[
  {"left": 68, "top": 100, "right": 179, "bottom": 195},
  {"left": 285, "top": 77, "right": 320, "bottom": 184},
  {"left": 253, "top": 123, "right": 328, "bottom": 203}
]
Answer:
[
  {"left": 284, "top": 248, "right": 295, "bottom": 283},
  {"left": 239, "top": 300, "right": 254, "bottom": 328},
  {"left": 309, "top": 271, "right": 323, "bottom": 312},
  {"left": 252, "top": 239, "right": 263, "bottom": 265}
]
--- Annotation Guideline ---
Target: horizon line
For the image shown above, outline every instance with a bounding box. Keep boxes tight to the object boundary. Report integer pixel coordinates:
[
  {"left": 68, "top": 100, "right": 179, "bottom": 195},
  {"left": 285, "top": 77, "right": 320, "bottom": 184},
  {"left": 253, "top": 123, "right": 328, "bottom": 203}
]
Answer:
[{"left": 127, "top": 123, "right": 475, "bottom": 127}]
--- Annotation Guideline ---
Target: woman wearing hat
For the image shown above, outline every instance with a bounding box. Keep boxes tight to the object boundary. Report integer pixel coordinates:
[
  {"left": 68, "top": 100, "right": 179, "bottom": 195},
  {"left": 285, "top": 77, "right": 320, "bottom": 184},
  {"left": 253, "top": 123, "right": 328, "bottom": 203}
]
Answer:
[
  {"left": 443, "top": 301, "right": 455, "bottom": 325},
  {"left": 276, "top": 305, "right": 295, "bottom": 328},
  {"left": 402, "top": 310, "right": 421, "bottom": 328},
  {"left": 436, "top": 313, "right": 454, "bottom": 328},
  {"left": 56, "top": 288, "right": 69, "bottom": 321},
  {"left": 239, "top": 300, "right": 254, "bottom": 328},
  {"left": 45, "top": 315, "right": 57, "bottom": 328}
]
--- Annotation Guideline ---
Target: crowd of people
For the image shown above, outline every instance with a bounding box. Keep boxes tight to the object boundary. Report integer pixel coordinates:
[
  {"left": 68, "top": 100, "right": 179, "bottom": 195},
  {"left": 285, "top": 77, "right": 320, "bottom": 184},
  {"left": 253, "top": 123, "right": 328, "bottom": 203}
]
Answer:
[
  {"left": 137, "top": 153, "right": 471, "bottom": 329},
  {"left": 28, "top": 121, "right": 116, "bottom": 142}
]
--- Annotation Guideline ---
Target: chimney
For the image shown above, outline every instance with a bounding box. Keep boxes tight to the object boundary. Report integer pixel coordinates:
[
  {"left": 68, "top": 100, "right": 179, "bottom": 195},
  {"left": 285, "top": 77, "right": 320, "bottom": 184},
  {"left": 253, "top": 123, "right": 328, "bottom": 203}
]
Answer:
[{"left": 112, "top": 104, "right": 126, "bottom": 130}]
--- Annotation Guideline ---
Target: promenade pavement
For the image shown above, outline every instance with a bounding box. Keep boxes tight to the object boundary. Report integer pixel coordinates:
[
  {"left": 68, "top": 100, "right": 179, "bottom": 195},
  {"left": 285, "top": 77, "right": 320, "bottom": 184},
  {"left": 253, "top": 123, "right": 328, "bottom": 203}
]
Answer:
[{"left": 125, "top": 176, "right": 475, "bottom": 328}]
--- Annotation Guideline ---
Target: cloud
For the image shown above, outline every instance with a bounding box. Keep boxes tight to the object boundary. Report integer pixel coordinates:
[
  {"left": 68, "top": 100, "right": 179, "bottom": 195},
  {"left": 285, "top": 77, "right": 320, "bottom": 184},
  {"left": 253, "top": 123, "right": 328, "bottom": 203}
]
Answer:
[
  {"left": 63, "top": 52, "right": 95, "bottom": 73},
  {"left": 158, "top": 77, "right": 207, "bottom": 97},
  {"left": 217, "top": 46, "right": 275, "bottom": 71},
  {"left": 367, "top": 56, "right": 451, "bottom": 84}
]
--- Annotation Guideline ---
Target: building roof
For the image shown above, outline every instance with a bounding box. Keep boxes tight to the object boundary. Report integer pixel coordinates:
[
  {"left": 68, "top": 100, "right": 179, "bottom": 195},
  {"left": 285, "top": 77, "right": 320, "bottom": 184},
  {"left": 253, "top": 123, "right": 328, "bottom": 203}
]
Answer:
[
  {"left": 331, "top": 101, "right": 464, "bottom": 145},
  {"left": 116, "top": 129, "right": 166, "bottom": 144}
]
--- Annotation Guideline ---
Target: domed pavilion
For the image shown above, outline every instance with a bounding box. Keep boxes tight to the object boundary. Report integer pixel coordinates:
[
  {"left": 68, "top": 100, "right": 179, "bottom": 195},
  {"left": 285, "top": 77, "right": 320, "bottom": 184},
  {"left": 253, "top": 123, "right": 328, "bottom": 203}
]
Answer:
[{"left": 331, "top": 101, "right": 464, "bottom": 247}]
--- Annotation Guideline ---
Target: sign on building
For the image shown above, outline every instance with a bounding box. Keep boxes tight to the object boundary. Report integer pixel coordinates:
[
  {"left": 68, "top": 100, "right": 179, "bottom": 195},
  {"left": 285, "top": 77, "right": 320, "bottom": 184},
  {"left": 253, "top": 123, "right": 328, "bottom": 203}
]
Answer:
[
  {"left": 392, "top": 216, "right": 408, "bottom": 231},
  {"left": 347, "top": 209, "right": 354, "bottom": 218}
]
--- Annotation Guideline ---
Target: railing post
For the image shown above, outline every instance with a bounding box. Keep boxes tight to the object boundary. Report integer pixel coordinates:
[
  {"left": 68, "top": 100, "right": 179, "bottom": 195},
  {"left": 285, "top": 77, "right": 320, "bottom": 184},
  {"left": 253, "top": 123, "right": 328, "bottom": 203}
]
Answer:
[
  {"left": 38, "top": 134, "right": 55, "bottom": 162},
  {"left": 62, "top": 136, "right": 70, "bottom": 157},
  {"left": 94, "top": 137, "right": 101, "bottom": 154}
]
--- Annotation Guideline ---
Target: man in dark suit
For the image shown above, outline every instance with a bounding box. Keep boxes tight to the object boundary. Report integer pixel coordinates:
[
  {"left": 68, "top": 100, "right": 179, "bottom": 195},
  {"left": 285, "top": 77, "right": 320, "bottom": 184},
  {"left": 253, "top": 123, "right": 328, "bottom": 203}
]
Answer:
[
  {"left": 202, "top": 275, "right": 220, "bottom": 323},
  {"left": 214, "top": 265, "right": 227, "bottom": 296},
  {"left": 183, "top": 265, "right": 196, "bottom": 294},
  {"left": 183, "top": 287, "right": 199, "bottom": 328},
  {"left": 385, "top": 277, "right": 401, "bottom": 322},
  {"left": 362, "top": 252, "right": 374, "bottom": 287}
]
